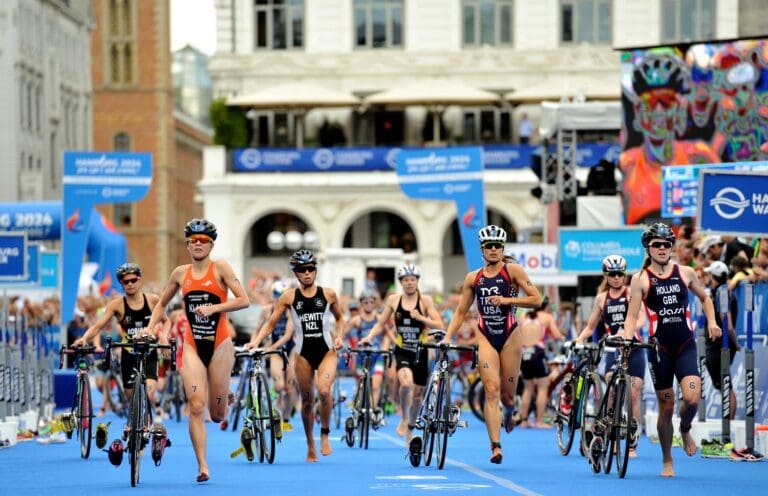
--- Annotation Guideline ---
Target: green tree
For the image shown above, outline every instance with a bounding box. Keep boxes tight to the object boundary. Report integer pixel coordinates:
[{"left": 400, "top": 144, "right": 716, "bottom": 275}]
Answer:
[{"left": 209, "top": 98, "right": 248, "bottom": 148}]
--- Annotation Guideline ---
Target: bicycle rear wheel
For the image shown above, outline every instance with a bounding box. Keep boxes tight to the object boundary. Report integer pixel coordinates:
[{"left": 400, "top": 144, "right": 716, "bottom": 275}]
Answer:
[
  {"left": 256, "top": 372, "right": 276, "bottom": 463},
  {"left": 579, "top": 374, "right": 603, "bottom": 458},
  {"left": 130, "top": 381, "right": 146, "bottom": 487},
  {"left": 172, "top": 373, "right": 184, "bottom": 422},
  {"left": 601, "top": 378, "right": 616, "bottom": 475},
  {"left": 333, "top": 376, "right": 342, "bottom": 430},
  {"left": 423, "top": 382, "right": 437, "bottom": 467},
  {"left": 436, "top": 378, "right": 450, "bottom": 470},
  {"left": 106, "top": 372, "right": 128, "bottom": 417},
  {"left": 555, "top": 376, "right": 577, "bottom": 456},
  {"left": 78, "top": 375, "right": 93, "bottom": 459},
  {"left": 614, "top": 375, "right": 632, "bottom": 478}
]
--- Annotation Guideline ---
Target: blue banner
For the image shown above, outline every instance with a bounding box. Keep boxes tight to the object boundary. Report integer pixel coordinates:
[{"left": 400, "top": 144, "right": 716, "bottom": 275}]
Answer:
[
  {"left": 14, "top": 243, "right": 41, "bottom": 285},
  {"left": 62, "top": 151, "right": 152, "bottom": 325},
  {"left": 396, "top": 147, "right": 486, "bottom": 270},
  {"left": 40, "top": 252, "right": 59, "bottom": 289},
  {"left": 0, "top": 233, "right": 27, "bottom": 281},
  {"left": 0, "top": 201, "right": 61, "bottom": 240},
  {"left": 698, "top": 170, "right": 768, "bottom": 237},
  {"left": 232, "top": 143, "right": 619, "bottom": 172},
  {"left": 559, "top": 227, "right": 646, "bottom": 273}
]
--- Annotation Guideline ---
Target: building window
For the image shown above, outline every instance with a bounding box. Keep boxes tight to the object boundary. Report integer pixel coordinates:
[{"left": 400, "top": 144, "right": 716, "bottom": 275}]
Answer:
[
  {"left": 113, "top": 203, "right": 133, "bottom": 227},
  {"left": 113, "top": 132, "right": 131, "bottom": 151},
  {"left": 254, "top": 0, "right": 305, "bottom": 50},
  {"left": 462, "top": 0, "right": 514, "bottom": 47},
  {"left": 107, "top": 0, "right": 136, "bottom": 84},
  {"left": 561, "top": 0, "right": 612, "bottom": 44},
  {"left": 462, "top": 108, "right": 512, "bottom": 144},
  {"left": 354, "top": 0, "right": 403, "bottom": 49},
  {"left": 248, "top": 110, "right": 295, "bottom": 147},
  {"left": 661, "top": 0, "right": 714, "bottom": 43}
]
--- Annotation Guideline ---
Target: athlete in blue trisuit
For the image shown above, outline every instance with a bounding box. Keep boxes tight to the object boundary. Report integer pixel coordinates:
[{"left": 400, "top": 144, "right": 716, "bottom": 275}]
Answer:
[
  {"left": 340, "top": 290, "right": 393, "bottom": 425},
  {"left": 442, "top": 225, "right": 543, "bottom": 464},
  {"left": 622, "top": 223, "right": 721, "bottom": 477},
  {"left": 249, "top": 250, "right": 345, "bottom": 462}
]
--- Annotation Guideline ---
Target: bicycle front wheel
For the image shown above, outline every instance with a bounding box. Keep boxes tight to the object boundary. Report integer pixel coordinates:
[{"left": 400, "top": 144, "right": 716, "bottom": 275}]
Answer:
[
  {"left": 423, "top": 382, "right": 437, "bottom": 467},
  {"left": 78, "top": 375, "right": 93, "bottom": 459},
  {"left": 359, "top": 376, "right": 370, "bottom": 450},
  {"left": 436, "top": 378, "right": 450, "bottom": 470},
  {"left": 555, "top": 376, "right": 577, "bottom": 456},
  {"left": 579, "top": 373, "right": 603, "bottom": 458},
  {"left": 129, "top": 381, "right": 146, "bottom": 487},
  {"left": 333, "top": 376, "right": 342, "bottom": 430},
  {"left": 614, "top": 375, "right": 632, "bottom": 478},
  {"left": 230, "top": 370, "right": 248, "bottom": 431},
  {"left": 256, "top": 372, "right": 276, "bottom": 463},
  {"left": 172, "top": 373, "right": 184, "bottom": 423}
]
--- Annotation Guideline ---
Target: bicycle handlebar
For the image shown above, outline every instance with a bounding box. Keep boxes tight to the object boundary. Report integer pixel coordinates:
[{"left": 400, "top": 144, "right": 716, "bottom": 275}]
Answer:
[
  {"left": 233, "top": 346, "right": 290, "bottom": 371},
  {"left": 105, "top": 337, "right": 177, "bottom": 372},
  {"left": 58, "top": 345, "right": 99, "bottom": 369},
  {"left": 344, "top": 345, "right": 394, "bottom": 369},
  {"left": 416, "top": 341, "right": 479, "bottom": 371}
]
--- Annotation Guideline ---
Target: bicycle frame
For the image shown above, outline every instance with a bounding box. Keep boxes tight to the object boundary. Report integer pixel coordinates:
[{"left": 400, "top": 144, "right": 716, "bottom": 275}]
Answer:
[{"left": 344, "top": 346, "right": 392, "bottom": 450}]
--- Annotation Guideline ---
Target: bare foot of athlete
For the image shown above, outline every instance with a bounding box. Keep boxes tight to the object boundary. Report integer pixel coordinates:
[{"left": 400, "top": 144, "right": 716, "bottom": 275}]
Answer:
[
  {"left": 306, "top": 443, "right": 318, "bottom": 462},
  {"left": 397, "top": 419, "right": 408, "bottom": 437},
  {"left": 320, "top": 433, "right": 332, "bottom": 456},
  {"left": 661, "top": 460, "right": 674, "bottom": 477},
  {"left": 682, "top": 432, "right": 697, "bottom": 456}
]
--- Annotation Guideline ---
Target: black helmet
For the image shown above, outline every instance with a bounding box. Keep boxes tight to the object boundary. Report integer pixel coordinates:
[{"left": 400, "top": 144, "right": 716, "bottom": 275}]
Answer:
[
  {"left": 289, "top": 249, "right": 317, "bottom": 271},
  {"left": 641, "top": 222, "right": 676, "bottom": 248},
  {"left": 184, "top": 218, "right": 217, "bottom": 240},
  {"left": 115, "top": 263, "right": 141, "bottom": 282}
]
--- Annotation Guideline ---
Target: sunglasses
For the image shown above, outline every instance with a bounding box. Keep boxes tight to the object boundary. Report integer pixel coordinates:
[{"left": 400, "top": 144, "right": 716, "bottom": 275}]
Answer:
[
  {"left": 361, "top": 299, "right": 376, "bottom": 304},
  {"left": 186, "top": 235, "right": 213, "bottom": 245},
  {"left": 294, "top": 266, "right": 317, "bottom": 274},
  {"left": 482, "top": 242, "right": 504, "bottom": 250},
  {"left": 649, "top": 241, "right": 673, "bottom": 249},
  {"left": 605, "top": 271, "right": 625, "bottom": 278},
  {"left": 121, "top": 277, "right": 140, "bottom": 285}
]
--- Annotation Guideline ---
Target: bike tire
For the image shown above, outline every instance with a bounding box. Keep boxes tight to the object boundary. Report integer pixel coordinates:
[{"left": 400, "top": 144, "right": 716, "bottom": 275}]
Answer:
[
  {"left": 360, "top": 376, "right": 370, "bottom": 450},
  {"left": 555, "top": 376, "right": 577, "bottom": 456},
  {"left": 333, "top": 376, "right": 342, "bottom": 430},
  {"left": 173, "top": 373, "right": 184, "bottom": 423},
  {"left": 231, "top": 370, "right": 248, "bottom": 431},
  {"left": 257, "top": 373, "right": 276, "bottom": 464},
  {"left": 130, "top": 381, "right": 146, "bottom": 487},
  {"left": 436, "top": 378, "right": 450, "bottom": 470},
  {"left": 614, "top": 375, "right": 632, "bottom": 479},
  {"left": 106, "top": 372, "right": 128, "bottom": 417},
  {"left": 579, "top": 373, "right": 603, "bottom": 458},
  {"left": 79, "top": 375, "right": 93, "bottom": 459},
  {"left": 601, "top": 378, "right": 616, "bottom": 475},
  {"left": 424, "top": 380, "right": 438, "bottom": 467}
]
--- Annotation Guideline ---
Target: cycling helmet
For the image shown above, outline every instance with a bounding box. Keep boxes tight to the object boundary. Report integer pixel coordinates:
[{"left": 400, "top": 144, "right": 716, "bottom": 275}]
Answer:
[
  {"left": 478, "top": 225, "right": 507, "bottom": 245},
  {"left": 396, "top": 264, "right": 421, "bottom": 280},
  {"left": 107, "top": 439, "right": 124, "bottom": 467},
  {"left": 271, "top": 280, "right": 287, "bottom": 298},
  {"left": 632, "top": 53, "right": 689, "bottom": 96},
  {"left": 184, "top": 218, "right": 217, "bottom": 241},
  {"left": 115, "top": 263, "right": 141, "bottom": 282},
  {"left": 602, "top": 255, "right": 627, "bottom": 273},
  {"left": 289, "top": 249, "right": 317, "bottom": 271},
  {"left": 358, "top": 290, "right": 377, "bottom": 302},
  {"left": 641, "top": 222, "right": 676, "bottom": 248}
]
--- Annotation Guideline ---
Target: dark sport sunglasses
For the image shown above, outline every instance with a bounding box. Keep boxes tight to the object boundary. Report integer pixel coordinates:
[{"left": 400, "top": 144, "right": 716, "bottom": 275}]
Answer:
[{"left": 649, "top": 241, "right": 673, "bottom": 249}]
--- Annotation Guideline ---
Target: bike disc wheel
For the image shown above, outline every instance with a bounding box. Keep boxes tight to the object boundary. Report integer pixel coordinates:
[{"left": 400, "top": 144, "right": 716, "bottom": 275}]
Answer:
[
  {"left": 614, "top": 376, "right": 632, "bottom": 478},
  {"left": 257, "top": 373, "right": 276, "bottom": 463},
  {"left": 130, "top": 382, "right": 146, "bottom": 487},
  {"left": 78, "top": 375, "right": 93, "bottom": 459}
]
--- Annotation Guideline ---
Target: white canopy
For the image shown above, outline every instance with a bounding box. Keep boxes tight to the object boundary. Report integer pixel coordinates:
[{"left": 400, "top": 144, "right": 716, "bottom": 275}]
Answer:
[
  {"left": 506, "top": 74, "right": 620, "bottom": 104},
  {"left": 538, "top": 101, "right": 622, "bottom": 139},
  {"left": 364, "top": 79, "right": 500, "bottom": 106},
  {"left": 227, "top": 81, "right": 361, "bottom": 109}
]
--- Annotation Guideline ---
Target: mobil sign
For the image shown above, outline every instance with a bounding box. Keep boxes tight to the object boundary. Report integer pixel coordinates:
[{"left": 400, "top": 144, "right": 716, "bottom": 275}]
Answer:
[{"left": 503, "top": 244, "right": 558, "bottom": 274}]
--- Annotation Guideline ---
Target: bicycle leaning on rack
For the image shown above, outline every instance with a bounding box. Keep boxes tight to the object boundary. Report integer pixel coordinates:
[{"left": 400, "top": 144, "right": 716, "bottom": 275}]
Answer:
[
  {"left": 233, "top": 346, "right": 288, "bottom": 464},
  {"left": 106, "top": 337, "right": 176, "bottom": 487},
  {"left": 59, "top": 345, "right": 99, "bottom": 459},
  {"left": 554, "top": 339, "right": 604, "bottom": 458},
  {"left": 408, "top": 330, "right": 478, "bottom": 470},
  {"left": 343, "top": 344, "right": 393, "bottom": 449},
  {"left": 587, "top": 336, "right": 657, "bottom": 478}
]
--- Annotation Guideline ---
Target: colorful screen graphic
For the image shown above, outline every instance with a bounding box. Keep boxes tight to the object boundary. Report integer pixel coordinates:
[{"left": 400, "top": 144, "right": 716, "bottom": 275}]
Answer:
[{"left": 620, "top": 39, "right": 768, "bottom": 224}]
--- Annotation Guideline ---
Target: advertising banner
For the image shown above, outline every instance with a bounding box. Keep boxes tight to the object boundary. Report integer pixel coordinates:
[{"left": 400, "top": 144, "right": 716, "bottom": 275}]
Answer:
[
  {"left": 40, "top": 252, "right": 59, "bottom": 289},
  {"left": 620, "top": 39, "right": 768, "bottom": 225},
  {"left": 61, "top": 152, "right": 152, "bottom": 325},
  {"left": 232, "top": 143, "right": 618, "bottom": 172},
  {"left": 0, "top": 201, "right": 61, "bottom": 240},
  {"left": 396, "top": 147, "right": 485, "bottom": 270},
  {"left": 697, "top": 170, "right": 768, "bottom": 237},
  {"left": 559, "top": 227, "right": 645, "bottom": 274},
  {"left": 12, "top": 243, "right": 41, "bottom": 285},
  {"left": 0, "top": 232, "right": 27, "bottom": 281},
  {"left": 502, "top": 244, "right": 558, "bottom": 275}
]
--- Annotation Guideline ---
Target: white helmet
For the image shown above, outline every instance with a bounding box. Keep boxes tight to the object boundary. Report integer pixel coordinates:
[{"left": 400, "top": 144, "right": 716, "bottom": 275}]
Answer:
[
  {"left": 602, "top": 255, "right": 627, "bottom": 273},
  {"left": 396, "top": 264, "right": 421, "bottom": 280},
  {"left": 478, "top": 225, "right": 507, "bottom": 245},
  {"left": 271, "top": 280, "right": 287, "bottom": 298}
]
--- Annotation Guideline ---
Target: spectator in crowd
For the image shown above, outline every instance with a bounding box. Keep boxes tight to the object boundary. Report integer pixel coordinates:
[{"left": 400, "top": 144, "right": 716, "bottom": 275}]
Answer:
[
  {"left": 518, "top": 113, "right": 533, "bottom": 144},
  {"left": 721, "top": 236, "right": 750, "bottom": 266},
  {"left": 674, "top": 239, "right": 696, "bottom": 267},
  {"left": 700, "top": 235, "right": 725, "bottom": 263},
  {"left": 728, "top": 255, "right": 755, "bottom": 291}
]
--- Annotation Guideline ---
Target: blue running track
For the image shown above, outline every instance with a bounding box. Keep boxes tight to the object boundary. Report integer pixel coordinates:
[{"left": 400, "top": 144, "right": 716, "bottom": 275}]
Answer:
[{"left": 3, "top": 378, "right": 766, "bottom": 495}]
